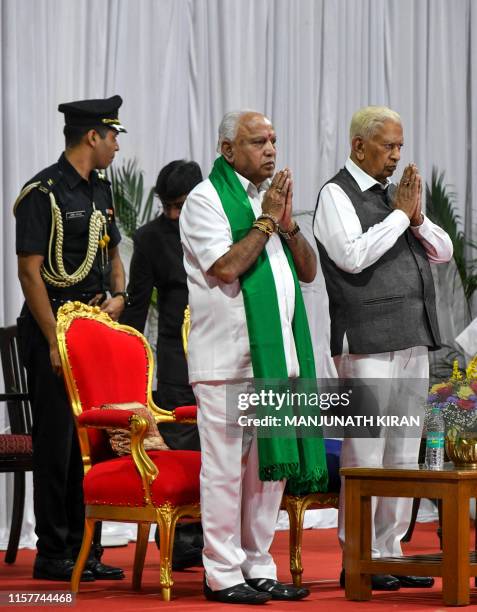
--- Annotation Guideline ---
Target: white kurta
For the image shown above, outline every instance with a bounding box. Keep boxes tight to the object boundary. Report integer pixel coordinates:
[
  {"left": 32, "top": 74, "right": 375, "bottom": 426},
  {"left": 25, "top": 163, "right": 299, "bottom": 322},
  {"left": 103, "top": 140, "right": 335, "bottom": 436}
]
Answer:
[
  {"left": 180, "top": 167, "right": 298, "bottom": 590},
  {"left": 180, "top": 172, "right": 298, "bottom": 383},
  {"left": 314, "top": 157, "right": 453, "bottom": 272}
]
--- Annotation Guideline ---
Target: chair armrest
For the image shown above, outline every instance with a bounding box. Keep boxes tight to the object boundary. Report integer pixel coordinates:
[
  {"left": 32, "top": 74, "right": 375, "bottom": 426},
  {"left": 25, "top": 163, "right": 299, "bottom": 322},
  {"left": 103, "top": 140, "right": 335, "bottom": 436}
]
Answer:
[
  {"left": 173, "top": 405, "right": 197, "bottom": 422},
  {"left": 78, "top": 408, "right": 137, "bottom": 429},
  {"left": 77, "top": 408, "right": 159, "bottom": 491},
  {"left": 150, "top": 403, "right": 197, "bottom": 424}
]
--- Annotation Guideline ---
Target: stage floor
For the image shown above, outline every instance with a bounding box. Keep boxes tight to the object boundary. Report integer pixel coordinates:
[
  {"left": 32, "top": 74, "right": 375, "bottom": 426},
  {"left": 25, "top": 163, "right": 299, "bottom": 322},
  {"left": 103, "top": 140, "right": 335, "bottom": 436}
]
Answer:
[{"left": 1, "top": 523, "right": 475, "bottom": 610}]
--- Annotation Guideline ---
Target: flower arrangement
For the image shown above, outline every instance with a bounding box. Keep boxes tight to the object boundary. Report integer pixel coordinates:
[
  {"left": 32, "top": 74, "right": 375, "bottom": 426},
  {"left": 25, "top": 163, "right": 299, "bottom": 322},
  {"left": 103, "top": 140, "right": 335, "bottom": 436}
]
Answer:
[{"left": 427, "top": 356, "right": 477, "bottom": 437}]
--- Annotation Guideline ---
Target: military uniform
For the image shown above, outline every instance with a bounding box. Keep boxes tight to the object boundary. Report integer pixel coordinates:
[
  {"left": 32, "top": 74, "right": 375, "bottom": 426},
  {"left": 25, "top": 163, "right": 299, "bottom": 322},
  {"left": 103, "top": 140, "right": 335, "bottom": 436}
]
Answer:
[
  {"left": 14, "top": 96, "right": 126, "bottom": 580},
  {"left": 15, "top": 153, "right": 121, "bottom": 559}
]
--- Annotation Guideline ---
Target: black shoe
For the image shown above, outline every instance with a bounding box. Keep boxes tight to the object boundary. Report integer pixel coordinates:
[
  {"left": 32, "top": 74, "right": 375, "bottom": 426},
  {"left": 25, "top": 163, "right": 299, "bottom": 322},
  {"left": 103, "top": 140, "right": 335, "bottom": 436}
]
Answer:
[
  {"left": 393, "top": 575, "right": 434, "bottom": 588},
  {"left": 339, "top": 569, "right": 400, "bottom": 591},
  {"left": 246, "top": 578, "right": 309, "bottom": 600},
  {"left": 204, "top": 576, "right": 271, "bottom": 604},
  {"left": 33, "top": 557, "right": 95, "bottom": 582},
  {"left": 172, "top": 546, "right": 203, "bottom": 571},
  {"left": 190, "top": 523, "right": 204, "bottom": 550},
  {"left": 85, "top": 558, "right": 125, "bottom": 580}
]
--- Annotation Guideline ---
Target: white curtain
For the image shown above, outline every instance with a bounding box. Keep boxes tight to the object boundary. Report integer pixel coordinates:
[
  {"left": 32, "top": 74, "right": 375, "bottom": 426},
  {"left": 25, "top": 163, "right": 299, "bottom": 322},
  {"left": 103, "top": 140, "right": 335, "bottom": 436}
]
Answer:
[{"left": 1, "top": 0, "right": 475, "bottom": 549}]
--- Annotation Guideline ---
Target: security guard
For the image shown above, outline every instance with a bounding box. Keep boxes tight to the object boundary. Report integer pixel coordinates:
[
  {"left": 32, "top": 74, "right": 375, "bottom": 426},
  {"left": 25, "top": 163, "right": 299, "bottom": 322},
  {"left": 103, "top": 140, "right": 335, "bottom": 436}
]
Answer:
[{"left": 14, "top": 96, "right": 128, "bottom": 582}]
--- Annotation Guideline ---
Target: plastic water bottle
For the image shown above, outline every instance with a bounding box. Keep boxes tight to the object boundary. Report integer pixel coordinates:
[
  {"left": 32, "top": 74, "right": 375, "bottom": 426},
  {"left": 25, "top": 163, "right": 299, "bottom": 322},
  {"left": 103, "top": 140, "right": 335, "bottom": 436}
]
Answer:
[{"left": 425, "top": 407, "right": 445, "bottom": 470}]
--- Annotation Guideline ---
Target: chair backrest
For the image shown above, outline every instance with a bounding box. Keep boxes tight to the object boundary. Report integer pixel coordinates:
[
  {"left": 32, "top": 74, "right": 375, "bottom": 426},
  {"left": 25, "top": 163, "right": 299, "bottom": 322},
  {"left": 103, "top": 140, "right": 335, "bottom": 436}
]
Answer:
[
  {"left": 56, "top": 302, "right": 155, "bottom": 462},
  {"left": 0, "top": 326, "right": 32, "bottom": 435}
]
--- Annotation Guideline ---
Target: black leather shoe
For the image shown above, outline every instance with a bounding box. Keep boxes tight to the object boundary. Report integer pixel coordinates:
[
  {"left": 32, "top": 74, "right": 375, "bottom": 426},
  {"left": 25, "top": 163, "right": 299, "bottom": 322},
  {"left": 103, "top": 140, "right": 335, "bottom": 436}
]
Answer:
[
  {"left": 340, "top": 569, "right": 400, "bottom": 591},
  {"left": 172, "top": 546, "right": 203, "bottom": 571},
  {"left": 204, "top": 576, "right": 271, "bottom": 604},
  {"left": 85, "top": 559, "right": 125, "bottom": 580},
  {"left": 393, "top": 575, "right": 434, "bottom": 588},
  {"left": 33, "top": 557, "right": 95, "bottom": 582},
  {"left": 246, "top": 578, "right": 309, "bottom": 600}
]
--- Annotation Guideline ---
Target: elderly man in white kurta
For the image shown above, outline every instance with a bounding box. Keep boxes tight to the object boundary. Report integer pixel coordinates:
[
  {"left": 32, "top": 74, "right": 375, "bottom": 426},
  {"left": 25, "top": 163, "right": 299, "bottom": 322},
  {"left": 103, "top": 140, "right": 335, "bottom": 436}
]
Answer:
[{"left": 180, "top": 110, "right": 327, "bottom": 605}]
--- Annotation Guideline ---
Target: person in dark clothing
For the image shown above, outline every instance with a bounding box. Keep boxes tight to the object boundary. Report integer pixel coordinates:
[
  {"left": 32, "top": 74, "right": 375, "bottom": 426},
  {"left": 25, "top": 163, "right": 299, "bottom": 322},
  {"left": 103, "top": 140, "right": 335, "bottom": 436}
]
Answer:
[
  {"left": 120, "top": 159, "right": 203, "bottom": 568},
  {"left": 14, "top": 96, "right": 127, "bottom": 582}
]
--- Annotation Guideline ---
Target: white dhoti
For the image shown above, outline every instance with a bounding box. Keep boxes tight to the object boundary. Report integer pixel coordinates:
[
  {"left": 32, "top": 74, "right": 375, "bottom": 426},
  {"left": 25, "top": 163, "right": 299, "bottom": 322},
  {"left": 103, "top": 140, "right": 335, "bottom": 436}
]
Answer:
[{"left": 193, "top": 380, "right": 286, "bottom": 590}]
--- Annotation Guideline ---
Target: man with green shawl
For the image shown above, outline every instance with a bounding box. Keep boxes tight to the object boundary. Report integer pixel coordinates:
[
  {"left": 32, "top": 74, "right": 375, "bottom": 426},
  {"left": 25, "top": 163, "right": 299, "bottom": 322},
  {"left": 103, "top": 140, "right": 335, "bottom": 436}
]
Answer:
[{"left": 180, "top": 110, "right": 327, "bottom": 605}]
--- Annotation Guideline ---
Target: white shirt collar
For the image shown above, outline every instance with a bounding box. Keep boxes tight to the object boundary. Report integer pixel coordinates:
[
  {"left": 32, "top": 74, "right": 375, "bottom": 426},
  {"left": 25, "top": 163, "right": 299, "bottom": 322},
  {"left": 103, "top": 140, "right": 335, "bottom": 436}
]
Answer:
[
  {"left": 345, "top": 157, "right": 391, "bottom": 192},
  {"left": 234, "top": 170, "right": 271, "bottom": 196}
]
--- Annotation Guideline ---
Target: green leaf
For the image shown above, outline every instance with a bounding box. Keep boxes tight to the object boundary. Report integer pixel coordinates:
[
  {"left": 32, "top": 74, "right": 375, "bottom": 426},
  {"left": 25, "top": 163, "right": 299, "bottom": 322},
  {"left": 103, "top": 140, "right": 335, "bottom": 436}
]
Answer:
[
  {"left": 108, "top": 159, "right": 157, "bottom": 238},
  {"left": 426, "top": 168, "right": 476, "bottom": 303}
]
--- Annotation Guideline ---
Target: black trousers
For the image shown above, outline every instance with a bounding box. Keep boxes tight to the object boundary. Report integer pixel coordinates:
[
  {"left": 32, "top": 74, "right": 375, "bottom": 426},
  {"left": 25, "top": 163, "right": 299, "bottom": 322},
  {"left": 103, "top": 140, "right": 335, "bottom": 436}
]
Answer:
[
  {"left": 156, "top": 382, "right": 200, "bottom": 451},
  {"left": 18, "top": 307, "right": 85, "bottom": 560}
]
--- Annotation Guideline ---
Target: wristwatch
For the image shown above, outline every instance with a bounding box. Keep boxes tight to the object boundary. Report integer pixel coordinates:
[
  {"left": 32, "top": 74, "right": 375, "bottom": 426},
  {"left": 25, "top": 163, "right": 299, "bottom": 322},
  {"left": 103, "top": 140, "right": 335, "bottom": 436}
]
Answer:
[
  {"left": 112, "top": 291, "right": 131, "bottom": 306},
  {"left": 278, "top": 222, "right": 300, "bottom": 240}
]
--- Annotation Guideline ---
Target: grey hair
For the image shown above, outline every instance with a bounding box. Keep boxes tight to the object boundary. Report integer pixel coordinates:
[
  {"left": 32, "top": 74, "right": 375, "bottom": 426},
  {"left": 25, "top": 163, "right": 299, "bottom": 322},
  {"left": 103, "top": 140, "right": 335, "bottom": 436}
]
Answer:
[
  {"left": 349, "top": 106, "right": 402, "bottom": 143},
  {"left": 216, "top": 109, "right": 262, "bottom": 152}
]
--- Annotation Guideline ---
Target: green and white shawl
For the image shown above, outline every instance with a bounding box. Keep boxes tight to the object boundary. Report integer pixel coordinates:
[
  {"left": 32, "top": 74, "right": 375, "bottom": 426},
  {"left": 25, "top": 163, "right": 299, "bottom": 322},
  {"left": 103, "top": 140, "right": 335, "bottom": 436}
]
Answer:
[{"left": 209, "top": 156, "right": 328, "bottom": 495}]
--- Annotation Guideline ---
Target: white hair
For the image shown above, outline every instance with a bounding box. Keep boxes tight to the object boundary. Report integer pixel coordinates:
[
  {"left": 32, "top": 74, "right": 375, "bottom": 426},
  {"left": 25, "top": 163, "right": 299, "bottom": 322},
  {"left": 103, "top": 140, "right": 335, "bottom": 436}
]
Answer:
[
  {"left": 349, "top": 106, "right": 402, "bottom": 143},
  {"left": 216, "top": 109, "right": 263, "bottom": 152}
]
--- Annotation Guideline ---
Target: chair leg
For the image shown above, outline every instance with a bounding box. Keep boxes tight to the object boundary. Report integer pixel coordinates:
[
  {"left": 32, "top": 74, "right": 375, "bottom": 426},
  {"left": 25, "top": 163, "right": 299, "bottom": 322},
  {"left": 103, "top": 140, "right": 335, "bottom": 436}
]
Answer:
[
  {"left": 5, "top": 472, "right": 26, "bottom": 564},
  {"left": 71, "top": 518, "right": 95, "bottom": 593},
  {"left": 156, "top": 505, "right": 179, "bottom": 601},
  {"left": 282, "top": 496, "right": 308, "bottom": 587},
  {"left": 401, "top": 498, "right": 421, "bottom": 543},
  {"left": 133, "top": 523, "right": 150, "bottom": 590}
]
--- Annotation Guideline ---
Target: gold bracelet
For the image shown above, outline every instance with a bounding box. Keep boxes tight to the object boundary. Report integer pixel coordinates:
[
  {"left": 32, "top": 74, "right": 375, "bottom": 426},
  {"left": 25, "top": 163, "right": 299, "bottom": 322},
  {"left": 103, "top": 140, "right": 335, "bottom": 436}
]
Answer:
[
  {"left": 255, "top": 217, "right": 276, "bottom": 234},
  {"left": 254, "top": 217, "right": 275, "bottom": 233},
  {"left": 257, "top": 213, "right": 279, "bottom": 232},
  {"left": 252, "top": 220, "right": 273, "bottom": 237},
  {"left": 253, "top": 221, "right": 273, "bottom": 236}
]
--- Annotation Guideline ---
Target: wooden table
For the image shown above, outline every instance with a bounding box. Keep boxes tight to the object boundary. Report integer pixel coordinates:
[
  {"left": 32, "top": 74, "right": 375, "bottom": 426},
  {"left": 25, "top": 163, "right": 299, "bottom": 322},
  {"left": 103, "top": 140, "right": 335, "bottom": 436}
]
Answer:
[{"left": 341, "top": 463, "right": 477, "bottom": 606}]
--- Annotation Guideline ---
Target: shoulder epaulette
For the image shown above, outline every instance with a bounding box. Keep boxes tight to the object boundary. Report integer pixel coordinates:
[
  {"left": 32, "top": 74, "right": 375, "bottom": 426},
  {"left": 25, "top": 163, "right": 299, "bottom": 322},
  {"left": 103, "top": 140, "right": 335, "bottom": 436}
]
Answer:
[{"left": 13, "top": 177, "right": 57, "bottom": 216}]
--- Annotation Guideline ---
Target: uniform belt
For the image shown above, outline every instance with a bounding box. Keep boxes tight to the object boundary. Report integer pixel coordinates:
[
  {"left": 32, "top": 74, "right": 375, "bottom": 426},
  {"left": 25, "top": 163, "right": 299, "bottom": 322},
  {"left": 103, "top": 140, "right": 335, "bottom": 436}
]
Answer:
[{"left": 48, "top": 291, "right": 106, "bottom": 304}]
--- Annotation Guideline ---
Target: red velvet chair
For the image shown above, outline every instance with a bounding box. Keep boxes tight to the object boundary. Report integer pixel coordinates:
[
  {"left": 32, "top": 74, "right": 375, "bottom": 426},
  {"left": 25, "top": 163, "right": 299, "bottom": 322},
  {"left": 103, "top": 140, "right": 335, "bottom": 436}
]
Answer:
[{"left": 56, "top": 301, "right": 200, "bottom": 601}]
